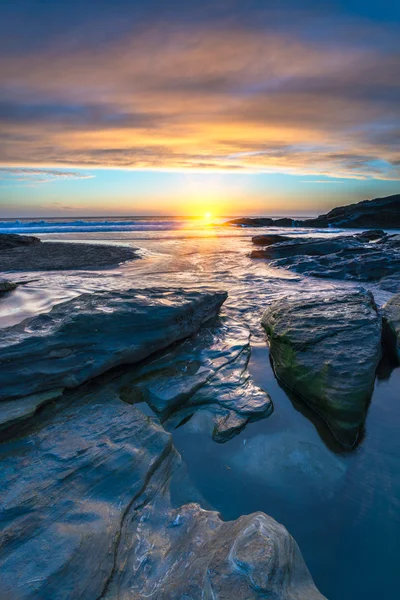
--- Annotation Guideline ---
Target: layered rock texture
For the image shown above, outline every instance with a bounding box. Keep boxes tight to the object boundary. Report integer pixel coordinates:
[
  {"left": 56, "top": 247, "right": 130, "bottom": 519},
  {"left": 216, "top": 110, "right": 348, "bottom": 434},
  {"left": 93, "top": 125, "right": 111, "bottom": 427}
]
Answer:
[
  {"left": 0, "top": 288, "right": 227, "bottom": 402},
  {"left": 262, "top": 289, "right": 382, "bottom": 447},
  {"left": 0, "top": 386, "right": 325, "bottom": 599},
  {"left": 252, "top": 230, "right": 400, "bottom": 283},
  {"left": 117, "top": 317, "right": 273, "bottom": 442}
]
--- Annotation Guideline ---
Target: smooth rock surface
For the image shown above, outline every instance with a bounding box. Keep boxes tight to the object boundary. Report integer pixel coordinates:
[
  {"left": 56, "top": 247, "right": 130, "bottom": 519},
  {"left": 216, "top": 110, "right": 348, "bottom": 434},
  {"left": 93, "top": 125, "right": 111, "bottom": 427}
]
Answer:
[
  {"left": 252, "top": 234, "right": 295, "bottom": 246},
  {"left": 382, "top": 293, "right": 400, "bottom": 362},
  {"left": 0, "top": 288, "right": 227, "bottom": 401},
  {"left": 262, "top": 289, "right": 382, "bottom": 447},
  {"left": 0, "top": 386, "right": 325, "bottom": 600}
]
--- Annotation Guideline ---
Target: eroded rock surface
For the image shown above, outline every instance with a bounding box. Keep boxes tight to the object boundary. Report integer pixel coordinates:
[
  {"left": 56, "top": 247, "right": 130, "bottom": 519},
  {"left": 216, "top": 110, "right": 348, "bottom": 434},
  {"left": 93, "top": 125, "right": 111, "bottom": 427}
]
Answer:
[
  {"left": 0, "top": 385, "right": 325, "bottom": 600},
  {"left": 251, "top": 230, "right": 400, "bottom": 283},
  {"left": 117, "top": 317, "right": 273, "bottom": 442},
  {"left": 0, "top": 288, "right": 227, "bottom": 401},
  {"left": 262, "top": 289, "right": 382, "bottom": 447}
]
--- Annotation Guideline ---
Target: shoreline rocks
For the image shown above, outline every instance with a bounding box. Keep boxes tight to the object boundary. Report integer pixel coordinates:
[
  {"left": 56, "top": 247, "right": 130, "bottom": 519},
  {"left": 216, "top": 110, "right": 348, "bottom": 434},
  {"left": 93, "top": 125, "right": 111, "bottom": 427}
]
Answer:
[
  {"left": 0, "top": 288, "right": 228, "bottom": 402},
  {"left": 0, "top": 279, "right": 17, "bottom": 296},
  {"left": 0, "top": 237, "right": 140, "bottom": 271},
  {"left": 0, "top": 233, "right": 40, "bottom": 250},
  {"left": 226, "top": 194, "right": 400, "bottom": 229},
  {"left": 262, "top": 289, "right": 382, "bottom": 448},
  {"left": 0, "top": 384, "right": 325, "bottom": 599}
]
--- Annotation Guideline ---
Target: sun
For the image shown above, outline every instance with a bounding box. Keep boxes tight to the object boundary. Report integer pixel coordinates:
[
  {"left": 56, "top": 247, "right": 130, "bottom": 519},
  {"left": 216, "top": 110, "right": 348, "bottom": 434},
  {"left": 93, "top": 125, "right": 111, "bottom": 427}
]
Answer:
[{"left": 203, "top": 211, "right": 212, "bottom": 220}]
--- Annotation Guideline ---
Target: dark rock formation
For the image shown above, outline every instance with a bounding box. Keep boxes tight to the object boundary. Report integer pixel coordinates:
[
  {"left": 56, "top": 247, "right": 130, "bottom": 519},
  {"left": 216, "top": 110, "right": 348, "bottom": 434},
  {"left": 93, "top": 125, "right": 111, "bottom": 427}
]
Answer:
[
  {"left": 302, "top": 194, "right": 400, "bottom": 229},
  {"left": 0, "top": 232, "right": 40, "bottom": 250},
  {"left": 251, "top": 230, "right": 400, "bottom": 283},
  {"left": 228, "top": 195, "right": 400, "bottom": 229},
  {"left": 252, "top": 234, "right": 295, "bottom": 246},
  {"left": 227, "top": 217, "right": 274, "bottom": 227},
  {"left": 117, "top": 317, "right": 273, "bottom": 442},
  {"left": 0, "top": 288, "right": 227, "bottom": 401},
  {"left": 382, "top": 294, "right": 400, "bottom": 363},
  {"left": 0, "top": 385, "right": 326, "bottom": 599},
  {"left": 0, "top": 279, "right": 17, "bottom": 296},
  {"left": 262, "top": 289, "right": 382, "bottom": 448},
  {"left": 0, "top": 240, "right": 139, "bottom": 271}
]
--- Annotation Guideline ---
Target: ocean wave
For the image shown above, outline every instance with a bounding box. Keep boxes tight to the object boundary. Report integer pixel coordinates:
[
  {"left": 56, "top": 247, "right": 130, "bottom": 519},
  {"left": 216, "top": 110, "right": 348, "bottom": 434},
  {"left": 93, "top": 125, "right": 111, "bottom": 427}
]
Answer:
[{"left": 0, "top": 219, "right": 188, "bottom": 234}]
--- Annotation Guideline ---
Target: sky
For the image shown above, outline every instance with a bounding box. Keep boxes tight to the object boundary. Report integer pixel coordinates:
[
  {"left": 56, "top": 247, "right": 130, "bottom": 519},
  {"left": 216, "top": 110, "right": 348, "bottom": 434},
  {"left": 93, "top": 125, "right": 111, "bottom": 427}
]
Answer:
[{"left": 0, "top": 0, "right": 399, "bottom": 217}]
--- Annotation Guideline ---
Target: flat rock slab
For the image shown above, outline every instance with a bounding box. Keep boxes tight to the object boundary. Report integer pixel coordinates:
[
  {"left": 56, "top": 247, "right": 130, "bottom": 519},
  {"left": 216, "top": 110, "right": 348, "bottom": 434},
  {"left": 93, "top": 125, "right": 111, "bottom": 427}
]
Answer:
[
  {"left": 382, "top": 293, "right": 400, "bottom": 362},
  {"left": 0, "top": 233, "right": 40, "bottom": 250},
  {"left": 0, "top": 287, "right": 227, "bottom": 401},
  {"left": 0, "top": 386, "right": 325, "bottom": 600},
  {"left": 0, "top": 240, "right": 139, "bottom": 271},
  {"left": 262, "top": 289, "right": 382, "bottom": 448}
]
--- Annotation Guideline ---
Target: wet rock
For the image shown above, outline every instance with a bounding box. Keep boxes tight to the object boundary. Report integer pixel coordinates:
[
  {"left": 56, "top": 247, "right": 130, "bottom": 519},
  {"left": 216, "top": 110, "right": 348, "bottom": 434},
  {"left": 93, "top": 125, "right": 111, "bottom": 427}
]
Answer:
[
  {"left": 117, "top": 318, "right": 273, "bottom": 441},
  {"left": 0, "top": 233, "right": 40, "bottom": 250},
  {"left": 262, "top": 289, "right": 382, "bottom": 447},
  {"left": 106, "top": 499, "right": 326, "bottom": 600},
  {"left": 382, "top": 293, "right": 400, "bottom": 362},
  {"left": 251, "top": 230, "right": 400, "bottom": 283},
  {"left": 252, "top": 234, "right": 295, "bottom": 246},
  {"left": 0, "top": 279, "right": 17, "bottom": 296},
  {"left": 379, "top": 274, "right": 400, "bottom": 293},
  {"left": 0, "top": 288, "right": 227, "bottom": 401},
  {"left": 0, "top": 388, "right": 64, "bottom": 435},
  {"left": 0, "top": 240, "right": 140, "bottom": 271},
  {"left": 0, "top": 386, "right": 325, "bottom": 600}
]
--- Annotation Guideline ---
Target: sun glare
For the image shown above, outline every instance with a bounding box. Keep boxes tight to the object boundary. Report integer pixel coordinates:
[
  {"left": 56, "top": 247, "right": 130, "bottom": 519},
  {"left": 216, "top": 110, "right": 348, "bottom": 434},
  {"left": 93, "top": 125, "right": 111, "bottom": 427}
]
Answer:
[{"left": 204, "top": 211, "right": 212, "bottom": 220}]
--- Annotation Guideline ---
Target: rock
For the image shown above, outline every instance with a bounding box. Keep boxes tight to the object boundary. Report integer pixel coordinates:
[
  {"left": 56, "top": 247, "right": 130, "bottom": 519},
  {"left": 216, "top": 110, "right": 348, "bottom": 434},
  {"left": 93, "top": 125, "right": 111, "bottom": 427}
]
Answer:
[
  {"left": 0, "top": 288, "right": 227, "bottom": 401},
  {"left": 0, "top": 388, "right": 64, "bottom": 435},
  {"left": 230, "top": 195, "right": 400, "bottom": 230},
  {"left": 262, "top": 289, "right": 382, "bottom": 447},
  {"left": 301, "top": 194, "right": 400, "bottom": 229},
  {"left": 0, "top": 279, "right": 17, "bottom": 296},
  {"left": 117, "top": 317, "right": 273, "bottom": 442},
  {"left": 252, "top": 234, "right": 295, "bottom": 246},
  {"left": 251, "top": 231, "right": 400, "bottom": 283},
  {"left": 382, "top": 293, "right": 400, "bottom": 362},
  {"left": 0, "top": 240, "right": 139, "bottom": 271},
  {"left": 0, "top": 233, "right": 40, "bottom": 250},
  {"left": 379, "top": 274, "right": 400, "bottom": 293},
  {"left": 0, "top": 385, "right": 325, "bottom": 600},
  {"left": 227, "top": 217, "right": 274, "bottom": 227}
]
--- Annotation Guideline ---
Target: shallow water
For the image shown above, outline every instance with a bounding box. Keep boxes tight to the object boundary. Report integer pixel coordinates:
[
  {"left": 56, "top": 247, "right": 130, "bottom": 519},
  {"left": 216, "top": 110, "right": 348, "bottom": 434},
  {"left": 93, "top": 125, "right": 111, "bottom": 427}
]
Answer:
[{"left": 1, "top": 219, "right": 399, "bottom": 599}]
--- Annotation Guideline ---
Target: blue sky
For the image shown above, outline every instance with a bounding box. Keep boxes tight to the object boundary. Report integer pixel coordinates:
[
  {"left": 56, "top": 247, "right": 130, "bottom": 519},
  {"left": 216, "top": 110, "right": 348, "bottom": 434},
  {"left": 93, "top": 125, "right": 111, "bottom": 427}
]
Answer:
[{"left": 0, "top": 0, "right": 399, "bottom": 216}]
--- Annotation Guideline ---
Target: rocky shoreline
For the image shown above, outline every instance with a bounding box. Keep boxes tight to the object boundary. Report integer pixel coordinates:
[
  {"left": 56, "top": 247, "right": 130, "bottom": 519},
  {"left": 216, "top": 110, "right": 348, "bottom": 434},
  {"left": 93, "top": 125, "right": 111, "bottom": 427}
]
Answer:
[{"left": 1, "top": 217, "right": 400, "bottom": 598}]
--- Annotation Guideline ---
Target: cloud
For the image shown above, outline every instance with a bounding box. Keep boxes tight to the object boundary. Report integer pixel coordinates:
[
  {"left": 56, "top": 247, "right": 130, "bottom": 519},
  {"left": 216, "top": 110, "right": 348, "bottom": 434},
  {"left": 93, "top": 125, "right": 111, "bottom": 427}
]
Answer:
[
  {"left": 0, "top": 168, "right": 95, "bottom": 185},
  {"left": 0, "top": 13, "right": 399, "bottom": 181}
]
